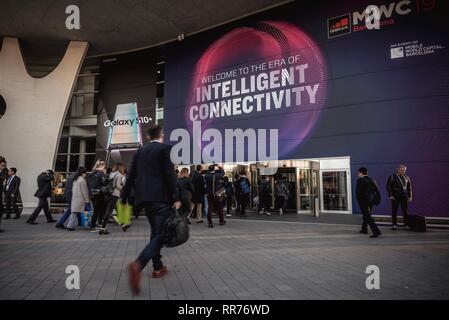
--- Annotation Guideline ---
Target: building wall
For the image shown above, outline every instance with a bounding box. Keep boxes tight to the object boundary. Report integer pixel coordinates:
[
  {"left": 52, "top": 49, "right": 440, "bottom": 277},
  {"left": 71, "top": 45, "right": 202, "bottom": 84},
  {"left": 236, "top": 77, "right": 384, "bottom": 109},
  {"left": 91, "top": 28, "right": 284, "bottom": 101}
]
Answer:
[
  {"left": 162, "top": 0, "right": 449, "bottom": 217},
  {"left": 0, "top": 38, "right": 88, "bottom": 207}
]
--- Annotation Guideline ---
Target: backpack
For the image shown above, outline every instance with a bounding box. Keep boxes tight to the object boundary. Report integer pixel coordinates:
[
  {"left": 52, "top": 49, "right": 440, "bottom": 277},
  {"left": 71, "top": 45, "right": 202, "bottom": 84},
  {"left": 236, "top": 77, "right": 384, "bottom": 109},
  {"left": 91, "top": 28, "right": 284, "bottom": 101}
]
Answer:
[
  {"left": 239, "top": 178, "right": 250, "bottom": 195},
  {"left": 366, "top": 179, "right": 381, "bottom": 206},
  {"left": 162, "top": 209, "right": 190, "bottom": 248}
]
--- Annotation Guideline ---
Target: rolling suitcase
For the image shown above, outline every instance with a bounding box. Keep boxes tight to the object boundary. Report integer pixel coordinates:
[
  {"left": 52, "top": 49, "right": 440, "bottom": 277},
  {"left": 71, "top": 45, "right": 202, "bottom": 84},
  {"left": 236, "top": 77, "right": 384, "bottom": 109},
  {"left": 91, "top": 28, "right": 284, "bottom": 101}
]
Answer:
[{"left": 407, "top": 215, "right": 426, "bottom": 232}]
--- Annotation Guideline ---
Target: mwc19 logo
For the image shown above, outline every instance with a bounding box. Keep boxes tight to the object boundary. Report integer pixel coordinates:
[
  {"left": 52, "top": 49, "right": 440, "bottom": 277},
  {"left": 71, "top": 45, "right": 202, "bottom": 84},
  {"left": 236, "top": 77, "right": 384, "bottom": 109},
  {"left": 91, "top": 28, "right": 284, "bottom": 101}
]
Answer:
[{"left": 327, "top": 0, "right": 437, "bottom": 38}]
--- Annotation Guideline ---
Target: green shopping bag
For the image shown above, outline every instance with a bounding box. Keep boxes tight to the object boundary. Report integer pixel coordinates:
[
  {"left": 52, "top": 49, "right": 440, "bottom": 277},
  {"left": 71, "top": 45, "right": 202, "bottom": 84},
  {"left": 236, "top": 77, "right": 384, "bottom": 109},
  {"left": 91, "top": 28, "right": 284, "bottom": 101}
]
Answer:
[{"left": 116, "top": 201, "right": 132, "bottom": 225}]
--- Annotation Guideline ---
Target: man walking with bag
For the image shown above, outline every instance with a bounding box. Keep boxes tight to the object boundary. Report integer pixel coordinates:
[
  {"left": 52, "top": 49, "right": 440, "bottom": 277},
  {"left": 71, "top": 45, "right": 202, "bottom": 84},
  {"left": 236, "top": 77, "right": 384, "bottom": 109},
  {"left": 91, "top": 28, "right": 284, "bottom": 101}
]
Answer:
[
  {"left": 122, "top": 125, "right": 180, "bottom": 295},
  {"left": 27, "top": 170, "right": 56, "bottom": 224},
  {"left": 356, "top": 167, "right": 381, "bottom": 238}
]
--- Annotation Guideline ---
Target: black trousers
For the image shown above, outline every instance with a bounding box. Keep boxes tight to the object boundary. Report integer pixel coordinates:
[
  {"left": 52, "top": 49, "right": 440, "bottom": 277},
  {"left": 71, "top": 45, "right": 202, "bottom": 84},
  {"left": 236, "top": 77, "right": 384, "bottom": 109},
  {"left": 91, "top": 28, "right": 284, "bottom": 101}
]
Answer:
[
  {"left": 391, "top": 196, "right": 408, "bottom": 226},
  {"left": 260, "top": 194, "right": 271, "bottom": 211},
  {"left": 128, "top": 196, "right": 141, "bottom": 218},
  {"left": 102, "top": 195, "right": 118, "bottom": 229},
  {"left": 29, "top": 197, "right": 52, "bottom": 222},
  {"left": 91, "top": 193, "right": 107, "bottom": 228},
  {"left": 237, "top": 194, "right": 249, "bottom": 216},
  {"left": 4, "top": 193, "right": 19, "bottom": 218},
  {"left": 225, "top": 195, "right": 233, "bottom": 214},
  {"left": 359, "top": 202, "right": 380, "bottom": 235}
]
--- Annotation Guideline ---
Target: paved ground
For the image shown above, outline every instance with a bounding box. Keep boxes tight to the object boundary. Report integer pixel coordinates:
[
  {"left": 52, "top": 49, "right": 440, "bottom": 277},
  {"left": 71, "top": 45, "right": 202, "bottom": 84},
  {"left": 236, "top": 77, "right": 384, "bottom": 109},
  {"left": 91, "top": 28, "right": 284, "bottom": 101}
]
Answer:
[{"left": 1, "top": 210, "right": 449, "bottom": 300}]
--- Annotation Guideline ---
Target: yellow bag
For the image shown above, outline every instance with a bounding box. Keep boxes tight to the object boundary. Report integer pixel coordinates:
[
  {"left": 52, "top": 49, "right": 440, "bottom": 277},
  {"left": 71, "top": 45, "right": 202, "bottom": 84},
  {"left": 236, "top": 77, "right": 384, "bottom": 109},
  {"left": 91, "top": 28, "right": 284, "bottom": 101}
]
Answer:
[{"left": 116, "top": 201, "right": 132, "bottom": 225}]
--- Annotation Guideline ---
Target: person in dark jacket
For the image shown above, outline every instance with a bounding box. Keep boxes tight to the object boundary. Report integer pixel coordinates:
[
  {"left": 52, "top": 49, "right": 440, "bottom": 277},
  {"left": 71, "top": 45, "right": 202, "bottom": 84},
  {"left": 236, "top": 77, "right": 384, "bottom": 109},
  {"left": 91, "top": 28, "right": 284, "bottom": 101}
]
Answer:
[
  {"left": 204, "top": 164, "right": 226, "bottom": 228},
  {"left": 4, "top": 167, "right": 21, "bottom": 219},
  {"left": 275, "top": 176, "right": 289, "bottom": 215},
  {"left": 235, "top": 171, "right": 251, "bottom": 218},
  {"left": 191, "top": 165, "right": 205, "bottom": 223},
  {"left": 386, "top": 164, "right": 413, "bottom": 230},
  {"left": 0, "top": 158, "right": 8, "bottom": 231},
  {"left": 88, "top": 159, "right": 109, "bottom": 232},
  {"left": 258, "top": 176, "right": 272, "bottom": 215},
  {"left": 123, "top": 125, "right": 181, "bottom": 295},
  {"left": 356, "top": 167, "right": 381, "bottom": 238},
  {"left": 27, "top": 170, "right": 56, "bottom": 224},
  {"left": 223, "top": 176, "right": 235, "bottom": 216},
  {"left": 177, "top": 168, "right": 194, "bottom": 223},
  {"left": 55, "top": 172, "right": 82, "bottom": 229}
]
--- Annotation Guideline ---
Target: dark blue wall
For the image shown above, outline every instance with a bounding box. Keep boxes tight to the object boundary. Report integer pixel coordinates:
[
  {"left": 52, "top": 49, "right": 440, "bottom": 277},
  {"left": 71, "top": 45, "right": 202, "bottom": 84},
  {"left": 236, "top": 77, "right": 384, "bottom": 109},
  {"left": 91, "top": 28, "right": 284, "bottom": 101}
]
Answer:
[{"left": 163, "top": 0, "right": 448, "bottom": 217}]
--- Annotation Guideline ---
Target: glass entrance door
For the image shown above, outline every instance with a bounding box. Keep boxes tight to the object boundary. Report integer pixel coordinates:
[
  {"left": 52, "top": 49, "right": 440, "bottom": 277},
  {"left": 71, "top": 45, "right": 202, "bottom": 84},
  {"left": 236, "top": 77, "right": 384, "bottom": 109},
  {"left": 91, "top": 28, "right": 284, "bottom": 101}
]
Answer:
[
  {"left": 320, "top": 170, "right": 350, "bottom": 213},
  {"left": 296, "top": 161, "right": 320, "bottom": 214}
]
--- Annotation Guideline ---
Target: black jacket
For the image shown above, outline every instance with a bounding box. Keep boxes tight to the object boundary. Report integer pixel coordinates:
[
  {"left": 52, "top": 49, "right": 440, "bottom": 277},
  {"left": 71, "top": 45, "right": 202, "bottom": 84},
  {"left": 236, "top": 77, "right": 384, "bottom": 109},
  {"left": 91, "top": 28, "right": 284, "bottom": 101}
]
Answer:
[
  {"left": 123, "top": 141, "right": 178, "bottom": 205},
  {"left": 34, "top": 173, "right": 54, "bottom": 198},
  {"left": 204, "top": 169, "right": 225, "bottom": 196},
  {"left": 0, "top": 168, "right": 8, "bottom": 194},
  {"left": 88, "top": 170, "right": 109, "bottom": 195},
  {"left": 386, "top": 174, "right": 412, "bottom": 198},
  {"left": 5, "top": 175, "right": 21, "bottom": 196},
  {"left": 191, "top": 171, "right": 205, "bottom": 196},
  {"left": 356, "top": 175, "right": 382, "bottom": 206},
  {"left": 258, "top": 180, "right": 272, "bottom": 196},
  {"left": 177, "top": 177, "right": 194, "bottom": 200},
  {"left": 64, "top": 173, "right": 76, "bottom": 203}
]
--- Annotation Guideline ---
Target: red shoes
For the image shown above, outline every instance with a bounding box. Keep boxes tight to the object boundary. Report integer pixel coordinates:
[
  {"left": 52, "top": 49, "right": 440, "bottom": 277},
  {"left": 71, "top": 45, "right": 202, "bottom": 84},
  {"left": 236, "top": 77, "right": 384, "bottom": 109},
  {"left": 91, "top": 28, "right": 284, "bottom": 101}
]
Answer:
[
  {"left": 128, "top": 262, "right": 168, "bottom": 295},
  {"left": 152, "top": 266, "right": 168, "bottom": 278}
]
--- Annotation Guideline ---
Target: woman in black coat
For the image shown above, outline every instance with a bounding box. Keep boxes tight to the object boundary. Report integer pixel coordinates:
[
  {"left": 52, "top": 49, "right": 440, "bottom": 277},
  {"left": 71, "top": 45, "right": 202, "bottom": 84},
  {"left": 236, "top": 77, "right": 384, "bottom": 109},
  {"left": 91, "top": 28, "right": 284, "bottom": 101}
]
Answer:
[{"left": 177, "top": 168, "right": 194, "bottom": 223}]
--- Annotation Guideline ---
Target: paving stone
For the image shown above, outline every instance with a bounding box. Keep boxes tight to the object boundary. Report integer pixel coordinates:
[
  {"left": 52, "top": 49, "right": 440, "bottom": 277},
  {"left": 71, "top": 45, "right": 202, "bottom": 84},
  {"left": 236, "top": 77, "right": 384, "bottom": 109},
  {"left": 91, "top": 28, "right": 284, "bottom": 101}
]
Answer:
[{"left": 0, "top": 211, "right": 449, "bottom": 299}]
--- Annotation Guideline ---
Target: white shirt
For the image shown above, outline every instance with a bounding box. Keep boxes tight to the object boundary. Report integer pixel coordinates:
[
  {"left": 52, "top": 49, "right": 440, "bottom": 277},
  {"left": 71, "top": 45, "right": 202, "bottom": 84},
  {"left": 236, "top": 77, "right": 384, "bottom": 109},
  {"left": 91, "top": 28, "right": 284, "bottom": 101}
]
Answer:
[{"left": 6, "top": 175, "right": 15, "bottom": 191}]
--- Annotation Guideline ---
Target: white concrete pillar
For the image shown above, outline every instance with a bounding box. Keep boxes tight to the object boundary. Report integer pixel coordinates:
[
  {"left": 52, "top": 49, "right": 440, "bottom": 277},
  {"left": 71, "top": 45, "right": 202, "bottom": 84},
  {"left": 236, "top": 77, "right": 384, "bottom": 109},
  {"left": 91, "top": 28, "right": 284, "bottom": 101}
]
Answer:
[{"left": 0, "top": 37, "right": 89, "bottom": 207}]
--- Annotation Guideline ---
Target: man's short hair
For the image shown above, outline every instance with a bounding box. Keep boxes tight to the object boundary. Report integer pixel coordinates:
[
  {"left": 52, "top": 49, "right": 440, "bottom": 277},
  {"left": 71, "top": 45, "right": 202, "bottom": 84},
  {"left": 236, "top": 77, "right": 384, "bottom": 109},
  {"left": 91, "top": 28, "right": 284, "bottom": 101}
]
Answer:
[
  {"left": 358, "top": 167, "right": 368, "bottom": 175},
  {"left": 196, "top": 164, "right": 203, "bottom": 171},
  {"left": 398, "top": 164, "right": 407, "bottom": 170},
  {"left": 148, "top": 125, "right": 163, "bottom": 140},
  {"left": 208, "top": 164, "right": 215, "bottom": 171},
  {"left": 10, "top": 167, "right": 17, "bottom": 174}
]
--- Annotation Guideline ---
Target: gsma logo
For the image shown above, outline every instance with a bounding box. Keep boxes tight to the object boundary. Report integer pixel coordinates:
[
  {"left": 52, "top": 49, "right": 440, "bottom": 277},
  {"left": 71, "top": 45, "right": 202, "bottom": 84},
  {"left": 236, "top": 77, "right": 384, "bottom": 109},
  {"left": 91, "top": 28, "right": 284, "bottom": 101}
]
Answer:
[{"left": 328, "top": 14, "right": 351, "bottom": 38}]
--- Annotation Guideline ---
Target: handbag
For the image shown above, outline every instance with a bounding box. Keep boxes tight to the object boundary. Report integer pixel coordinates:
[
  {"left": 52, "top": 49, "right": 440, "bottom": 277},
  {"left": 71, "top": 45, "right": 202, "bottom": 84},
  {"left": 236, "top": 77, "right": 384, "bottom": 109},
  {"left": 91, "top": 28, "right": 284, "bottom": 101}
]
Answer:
[
  {"left": 81, "top": 202, "right": 93, "bottom": 227},
  {"left": 116, "top": 201, "right": 132, "bottom": 225},
  {"left": 213, "top": 174, "right": 227, "bottom": 202},
  {"left": 162, "top": 209, "right": 190, "bottom": 248}
]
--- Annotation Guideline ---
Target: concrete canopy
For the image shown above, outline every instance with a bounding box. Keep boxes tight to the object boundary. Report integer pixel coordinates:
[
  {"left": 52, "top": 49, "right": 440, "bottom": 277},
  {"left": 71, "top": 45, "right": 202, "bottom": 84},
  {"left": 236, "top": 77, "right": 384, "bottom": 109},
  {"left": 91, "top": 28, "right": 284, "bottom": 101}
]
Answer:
[{"left": 0, "top": 0, "right": 291, "bottom": 58}]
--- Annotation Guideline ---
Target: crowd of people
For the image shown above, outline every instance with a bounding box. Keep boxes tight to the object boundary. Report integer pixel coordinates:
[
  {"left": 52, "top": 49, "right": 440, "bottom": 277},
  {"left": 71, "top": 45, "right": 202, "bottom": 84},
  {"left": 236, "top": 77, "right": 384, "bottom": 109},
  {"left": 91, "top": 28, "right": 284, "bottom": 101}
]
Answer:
[{"left": 0, "top": 128, "right": 414, "bottom": 296}]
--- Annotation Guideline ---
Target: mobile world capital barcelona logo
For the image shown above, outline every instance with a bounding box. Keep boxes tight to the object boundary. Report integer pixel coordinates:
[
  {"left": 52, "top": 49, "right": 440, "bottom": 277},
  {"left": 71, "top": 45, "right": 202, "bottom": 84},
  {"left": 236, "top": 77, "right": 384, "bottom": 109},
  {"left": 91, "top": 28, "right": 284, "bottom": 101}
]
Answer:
[{"left": 169, "top": 21, "right": 328, "bottom": 165}]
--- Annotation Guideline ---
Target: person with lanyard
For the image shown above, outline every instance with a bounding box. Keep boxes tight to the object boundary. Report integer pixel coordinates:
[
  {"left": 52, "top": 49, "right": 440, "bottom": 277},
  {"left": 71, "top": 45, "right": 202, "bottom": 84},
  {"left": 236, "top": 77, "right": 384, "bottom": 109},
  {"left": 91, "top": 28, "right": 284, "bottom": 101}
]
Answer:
[{"left": 386, "top": 164, "right": 413, "bottom": 230}]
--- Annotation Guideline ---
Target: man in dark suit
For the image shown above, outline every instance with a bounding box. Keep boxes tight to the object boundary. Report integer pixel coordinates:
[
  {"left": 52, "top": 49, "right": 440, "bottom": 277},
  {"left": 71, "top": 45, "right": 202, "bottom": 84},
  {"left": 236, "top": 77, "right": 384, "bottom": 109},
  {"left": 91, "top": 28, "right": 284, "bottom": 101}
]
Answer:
[
  {"left": 356, "top": 167, "right": 381, "bottom": 238},
  {"left": 4, "top": 167, "right": 21, "bottom": 219},
  {"left": 204, "top": 164, "right": 226, "bottom": 227},
  {"left": 122, "top": 125, "right": 180, "bottom": 295},
  {"left": 0, "top": 158, "right": 7, "bottom": 232},
  {"left": 27, "top": 170, "right": 56, "bottom": 224}
]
